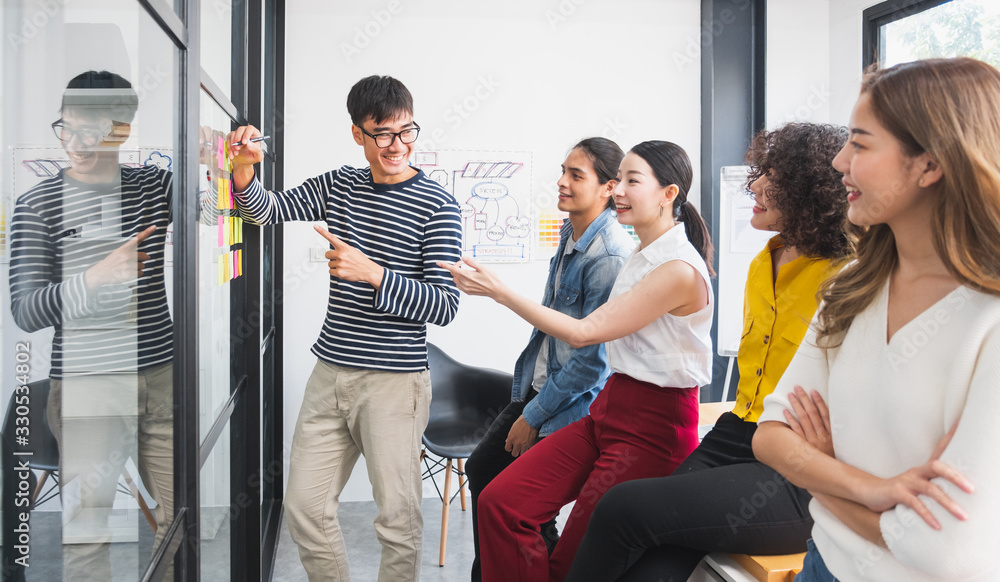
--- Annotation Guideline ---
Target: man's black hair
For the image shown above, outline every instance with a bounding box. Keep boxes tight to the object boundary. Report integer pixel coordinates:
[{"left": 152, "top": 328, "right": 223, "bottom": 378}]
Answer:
[
  {"left": 346, "top": 75, "right": 413, "bottom": 126},
  {"left": 61, "top": 70, "right": 138, "bottom": 124}
]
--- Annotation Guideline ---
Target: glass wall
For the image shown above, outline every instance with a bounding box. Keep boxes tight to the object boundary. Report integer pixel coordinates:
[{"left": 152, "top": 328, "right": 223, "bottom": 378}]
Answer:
[
  {"left": 1, "top": 0, "right": 282, "bottom": 580},
  {"left": 1, "top": 1, "right": 179, "bottom": 579}
]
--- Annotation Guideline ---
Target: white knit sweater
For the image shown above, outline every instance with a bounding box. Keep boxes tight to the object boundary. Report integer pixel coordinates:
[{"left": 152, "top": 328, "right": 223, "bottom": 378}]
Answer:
[{"left": 760, "top": 281, "right": 1000, "bottom": 581}]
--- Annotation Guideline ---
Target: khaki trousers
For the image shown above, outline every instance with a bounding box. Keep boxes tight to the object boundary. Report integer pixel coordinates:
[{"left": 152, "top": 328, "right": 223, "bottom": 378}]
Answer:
[
  {"left": 284, "top": 359, "right": 431, "bottom": 582},
  {"left": 47, "top": 362, "right": 174, "bottom": 581}
]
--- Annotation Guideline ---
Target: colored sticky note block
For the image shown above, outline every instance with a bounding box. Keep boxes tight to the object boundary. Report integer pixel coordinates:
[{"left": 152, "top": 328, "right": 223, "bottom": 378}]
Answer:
[
  {"left": 217, "top": 136, "right": 224, "bottom": 170},
  {"left": 218, "top": 257, "right": 225, "bottom": 285},
  {"left": 217, "top": 215, "right": 224, "bottom": 247}
]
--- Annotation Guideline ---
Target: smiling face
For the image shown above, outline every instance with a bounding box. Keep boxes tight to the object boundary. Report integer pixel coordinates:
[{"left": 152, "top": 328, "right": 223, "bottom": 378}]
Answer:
[
  {"left": 612, "top": 152, "right": 675, "bottom": 227},
  {"left": 748, "top": 173, "right": 783, "bottom": 232},
  {"left": 59, "top": 108, "right": 130, "bottom": 183},
  {"left": 832, "top": 93, "right": 937, "bottom": 229},
  {"left": 556, "top": 147, "right": 614, "bottom": 218},
  {"left": 352, "top": 113, "right": 418, "bottom": 185}
]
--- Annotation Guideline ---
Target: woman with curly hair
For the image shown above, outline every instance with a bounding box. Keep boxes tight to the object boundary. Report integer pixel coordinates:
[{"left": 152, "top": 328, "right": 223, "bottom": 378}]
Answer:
[
  {"left": 563, "top": 122, "right": 856, "bottom": 582},
  {"left": 754, "top": 58, "right": 1000, "bottom": 582}
]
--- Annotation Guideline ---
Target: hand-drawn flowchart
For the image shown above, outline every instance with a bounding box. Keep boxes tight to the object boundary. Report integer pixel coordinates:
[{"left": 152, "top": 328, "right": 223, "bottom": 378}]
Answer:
[{"left": 415, "top": 150, "right": 532, "bottom": 263}]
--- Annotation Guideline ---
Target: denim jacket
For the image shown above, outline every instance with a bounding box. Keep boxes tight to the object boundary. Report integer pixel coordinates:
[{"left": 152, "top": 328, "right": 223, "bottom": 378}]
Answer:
[{"left": 514, "top": 208, "right": 634, "bottom": 436}]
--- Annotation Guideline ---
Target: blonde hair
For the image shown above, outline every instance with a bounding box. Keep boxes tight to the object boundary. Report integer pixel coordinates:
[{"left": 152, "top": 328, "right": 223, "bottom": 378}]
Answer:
[{"left": 817, "top": 57, "right": 1000, "bottom": 346}]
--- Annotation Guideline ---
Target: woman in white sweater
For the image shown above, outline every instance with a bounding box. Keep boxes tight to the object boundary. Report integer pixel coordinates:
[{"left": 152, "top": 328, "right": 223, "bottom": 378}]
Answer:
[{"left": 753, "top": 57, "right": 1000, "bottom": 581}]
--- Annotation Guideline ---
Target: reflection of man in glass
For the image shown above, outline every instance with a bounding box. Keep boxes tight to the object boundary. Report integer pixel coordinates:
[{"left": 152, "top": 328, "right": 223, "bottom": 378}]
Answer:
[{"left": 8, "top": 71, "right": 173, "bottom": 580}]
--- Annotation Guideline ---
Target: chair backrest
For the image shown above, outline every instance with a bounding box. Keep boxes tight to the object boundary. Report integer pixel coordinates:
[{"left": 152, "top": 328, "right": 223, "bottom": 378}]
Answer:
[
  {"left": 425, "top": 343, "right": 513, "bottom": 434},
  {"left": 1, "top": 379, "right": 59, "bottom": 470}
]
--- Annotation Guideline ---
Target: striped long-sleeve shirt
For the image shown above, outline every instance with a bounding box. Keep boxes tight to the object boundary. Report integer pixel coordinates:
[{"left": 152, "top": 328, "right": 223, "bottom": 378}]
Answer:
[
  {"left": 9, "top": 166, "right": 173, "bottom": 378},
  {"left": 234, "top": 166, "right": 462, "bottom": 372}
]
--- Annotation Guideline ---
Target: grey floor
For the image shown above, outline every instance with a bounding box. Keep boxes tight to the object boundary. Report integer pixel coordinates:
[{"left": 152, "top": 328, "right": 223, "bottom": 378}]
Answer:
[
  {"left": 18, "top": 495, "right": 565, "bottom": 581},
  {"left": 272, "top": 498, "right": 479, "bottom": 582}
]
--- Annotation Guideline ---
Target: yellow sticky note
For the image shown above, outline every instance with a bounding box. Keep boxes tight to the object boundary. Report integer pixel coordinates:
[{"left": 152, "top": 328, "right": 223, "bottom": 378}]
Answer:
[
  {"left": 218, "top": 257, "right": 225, "bottom": 285},
  {"left": 216, "top": 179, "right": 224, "bottom": 210},
  {"left": 224, "top": 254, "right": 230, "bottom": 281}
]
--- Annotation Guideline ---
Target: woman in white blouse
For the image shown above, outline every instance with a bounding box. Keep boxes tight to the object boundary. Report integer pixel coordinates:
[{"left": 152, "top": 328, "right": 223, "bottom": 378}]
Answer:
[
  {"left": 440, "top": 140, "right": 715, "bottom": 582},
  {"left": 753, "top": 57, "right": 1000, "bottom": 581}
]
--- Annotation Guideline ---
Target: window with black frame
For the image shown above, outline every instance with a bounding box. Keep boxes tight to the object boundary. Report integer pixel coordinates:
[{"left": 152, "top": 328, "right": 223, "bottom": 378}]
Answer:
[{"left": 865, "top": 0, "right": 1000, "bottom": 68}]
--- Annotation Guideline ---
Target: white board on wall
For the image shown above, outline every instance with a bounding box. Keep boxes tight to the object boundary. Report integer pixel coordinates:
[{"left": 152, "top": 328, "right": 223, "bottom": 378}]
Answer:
[
  {"left": 716, "top": 166, "right": 775, "bottom": 357},
  {"left": 414, "top": 149, "right": 533, "bottom": 263}
]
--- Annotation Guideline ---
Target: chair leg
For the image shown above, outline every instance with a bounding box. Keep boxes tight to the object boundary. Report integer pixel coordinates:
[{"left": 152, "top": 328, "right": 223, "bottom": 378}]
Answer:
[
  {"left": 122, "top": 466, "right": 157, "bottom": 534},
  {"left": 457, "top": 458, "right": 467, "bottom": 511},
  {"left": 31, "top": 471, "right": 51, "bottom": 506},
  {"left": 439, "top": 458, "right": 453, "bottom": 567}
]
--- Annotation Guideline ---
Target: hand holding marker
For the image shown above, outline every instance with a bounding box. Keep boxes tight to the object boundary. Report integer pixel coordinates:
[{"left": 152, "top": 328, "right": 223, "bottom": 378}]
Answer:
[{"left": 231, "top": 135, "right": 270, "bottom": 146}]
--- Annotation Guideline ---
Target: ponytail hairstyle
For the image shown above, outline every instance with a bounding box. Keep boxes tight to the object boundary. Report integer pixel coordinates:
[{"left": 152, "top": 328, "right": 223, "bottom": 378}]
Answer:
[
  {"left": 629, "top": 140, "right": 715, "bottom": 276},
  {"left": 816, "top": 57, "right": 1000, "bottom": 347},
  {"left": 573, "top": 137, "right": 625, "bottom": 210}
]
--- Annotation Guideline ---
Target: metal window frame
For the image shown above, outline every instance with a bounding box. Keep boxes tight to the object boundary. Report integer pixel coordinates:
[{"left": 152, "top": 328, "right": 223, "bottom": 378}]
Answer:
[
  {"left": 132, "top": 0, "right": 282, "bottom": 579},
  {"left": 700, "top": 0, "right": 766, "bottom": 402},
  {"left": 862, "top": 0, "right": 953, "bottom": 67}
]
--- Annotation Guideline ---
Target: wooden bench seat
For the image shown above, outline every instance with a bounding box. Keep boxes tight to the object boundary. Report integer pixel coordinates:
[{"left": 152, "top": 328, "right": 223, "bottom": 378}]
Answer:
[{"left": 695, "top": 402, "right": 806, "bottom": 582}]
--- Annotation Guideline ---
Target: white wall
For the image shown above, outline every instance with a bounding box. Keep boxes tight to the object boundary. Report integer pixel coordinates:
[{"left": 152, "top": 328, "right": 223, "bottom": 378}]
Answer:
[
  {"left": 766, "top": 0, "right": 832, "bottom": 126},
  {"left": 282, "top": 0, "right": 703, "bottom": 501},
  {"left": 765, "top": 0, "right": 882, "bottom": 128},
  {"left": 828, "top": 0, "right": 883, "bottom": 124}
]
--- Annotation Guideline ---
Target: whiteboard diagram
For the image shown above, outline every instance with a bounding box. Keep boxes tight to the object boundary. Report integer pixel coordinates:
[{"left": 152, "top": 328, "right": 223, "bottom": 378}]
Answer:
[{"left": 415, "top": 150, "right": 532, "bottom": 263}]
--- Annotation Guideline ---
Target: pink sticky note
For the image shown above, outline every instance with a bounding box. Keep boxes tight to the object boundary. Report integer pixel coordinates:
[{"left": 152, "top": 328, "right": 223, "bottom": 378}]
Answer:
[
  {"left": 217, "top": 136, "right": 224, "bottom": 170},
  {"left": 217, "top": 215, "right": 224, "bottom": 247}
]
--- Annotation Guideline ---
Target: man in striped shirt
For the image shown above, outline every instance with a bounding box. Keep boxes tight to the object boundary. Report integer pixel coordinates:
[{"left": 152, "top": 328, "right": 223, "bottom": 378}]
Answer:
[
  {"left": 8, "top": 71, "right": 174, "bottom": 579},
  {"left": 228, "top": 75, "right": 462, "bottom": 582}
]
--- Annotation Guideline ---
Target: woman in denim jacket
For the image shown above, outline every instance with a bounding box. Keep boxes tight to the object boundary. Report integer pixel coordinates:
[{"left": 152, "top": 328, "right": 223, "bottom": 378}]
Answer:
[{"left": 465, "top": 137, "right": 635, "bottom": 582}]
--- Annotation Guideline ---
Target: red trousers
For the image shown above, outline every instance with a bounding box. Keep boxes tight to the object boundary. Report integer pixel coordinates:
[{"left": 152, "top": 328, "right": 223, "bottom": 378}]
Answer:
[{"left": 477, "top": 373, "right": 700, "bottom": 582}]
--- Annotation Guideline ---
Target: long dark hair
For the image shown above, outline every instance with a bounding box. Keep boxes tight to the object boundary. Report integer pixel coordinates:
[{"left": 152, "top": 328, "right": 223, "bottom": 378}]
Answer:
[
  {"left": 573, "top": 137, "right": 624, "bottom": 209},
  {"left": 629, "top": 140, "right": 715, "bottom": 276}
]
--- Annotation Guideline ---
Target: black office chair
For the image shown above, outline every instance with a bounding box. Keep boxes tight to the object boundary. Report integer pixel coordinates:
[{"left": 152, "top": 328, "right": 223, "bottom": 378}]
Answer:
[
  {"left": 422, "top": 343, "right": 513, "bottom": 566},
  {"left": 2, "top": 379, "right": 61, "bottom": 507},
  {"left": 0, "top": 378, "right": 157, "bottom": 529}
]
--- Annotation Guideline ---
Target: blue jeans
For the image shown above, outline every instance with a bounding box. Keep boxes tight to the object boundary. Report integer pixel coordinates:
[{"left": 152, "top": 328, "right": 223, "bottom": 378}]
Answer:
[{"left": 795, "top": 539, "right": 840, "bottom": 582}]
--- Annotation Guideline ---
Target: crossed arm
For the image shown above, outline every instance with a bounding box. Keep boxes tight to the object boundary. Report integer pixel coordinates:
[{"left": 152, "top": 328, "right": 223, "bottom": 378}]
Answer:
[{"left": 753, "top": 387, "right": 970, "bottom": 548}]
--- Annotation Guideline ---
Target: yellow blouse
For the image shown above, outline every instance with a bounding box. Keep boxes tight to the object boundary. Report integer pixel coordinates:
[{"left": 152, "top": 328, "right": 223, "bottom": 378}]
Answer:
[{"left": 734, "top": 236, "right": 839, "bottom": 422}]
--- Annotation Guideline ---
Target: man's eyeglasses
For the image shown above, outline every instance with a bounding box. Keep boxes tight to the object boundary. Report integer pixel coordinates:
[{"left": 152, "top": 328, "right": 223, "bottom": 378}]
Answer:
[
  {"left": 51, "top": 119, "right": 111, "bottom": 146},
  {"left": 356, "top": 123, "right": 420, "bottom": 148}
]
